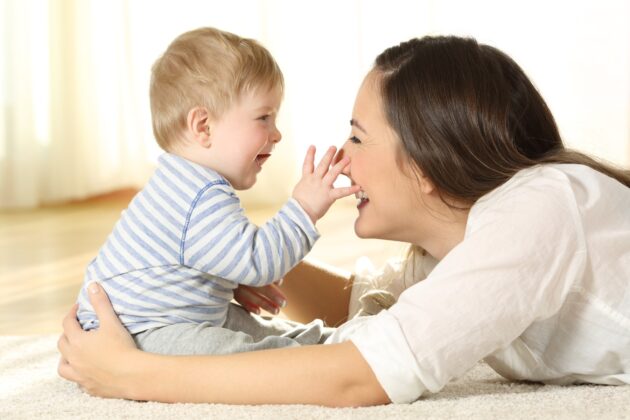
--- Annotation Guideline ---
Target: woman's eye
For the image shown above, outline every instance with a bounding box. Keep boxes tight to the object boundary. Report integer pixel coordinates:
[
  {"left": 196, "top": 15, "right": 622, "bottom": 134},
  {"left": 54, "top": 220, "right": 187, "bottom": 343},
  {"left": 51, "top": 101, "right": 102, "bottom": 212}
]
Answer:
[
  {"left": 349, "top": 135, "right": 361, "bottom": 144},
  {"left": 258, "top": 115, "right": 270, "bottom": 121}
]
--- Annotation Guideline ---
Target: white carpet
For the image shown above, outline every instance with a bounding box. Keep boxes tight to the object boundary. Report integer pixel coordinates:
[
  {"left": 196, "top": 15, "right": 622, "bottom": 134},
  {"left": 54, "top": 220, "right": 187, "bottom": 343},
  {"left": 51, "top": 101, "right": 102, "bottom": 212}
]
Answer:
[{"left": 1, "top": 335, "right": 629, "bottom": 420}]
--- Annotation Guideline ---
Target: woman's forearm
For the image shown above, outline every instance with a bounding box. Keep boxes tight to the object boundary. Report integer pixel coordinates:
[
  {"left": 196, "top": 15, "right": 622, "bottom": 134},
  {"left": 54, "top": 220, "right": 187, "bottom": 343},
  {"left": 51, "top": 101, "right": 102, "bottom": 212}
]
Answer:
[
  {"left": 280, "top": 259, "right": 353, "bottom": 326},
  {"left": 127, "top": 341, "right": 389, "bottom": 407},
  {"left": 60, "top": 270, "right": 380, "bottom": 406}
]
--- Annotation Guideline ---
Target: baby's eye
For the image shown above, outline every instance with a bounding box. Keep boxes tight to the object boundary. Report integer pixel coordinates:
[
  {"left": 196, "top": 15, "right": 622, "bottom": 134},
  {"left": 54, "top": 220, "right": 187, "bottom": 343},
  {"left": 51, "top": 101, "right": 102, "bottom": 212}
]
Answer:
[
  {"left": 258, "top": 115, "right": 270, "bottom": 121},
  {"left": 349, "top": 136, "right": 361, "bottom": 144}
]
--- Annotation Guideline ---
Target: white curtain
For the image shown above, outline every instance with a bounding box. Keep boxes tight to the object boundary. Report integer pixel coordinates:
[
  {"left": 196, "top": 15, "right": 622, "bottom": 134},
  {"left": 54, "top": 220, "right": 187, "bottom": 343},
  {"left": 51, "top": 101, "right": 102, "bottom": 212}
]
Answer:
[
  {"left": 1, "top": 0, "right": 629, "bottom": 209},
  {"left": 1, "top": 0, "right": 152, "bottom": 209}
]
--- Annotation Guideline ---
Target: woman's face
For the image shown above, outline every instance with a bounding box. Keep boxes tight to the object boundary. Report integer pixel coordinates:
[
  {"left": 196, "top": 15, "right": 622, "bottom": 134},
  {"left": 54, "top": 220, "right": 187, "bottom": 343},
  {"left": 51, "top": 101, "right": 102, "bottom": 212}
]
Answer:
[{"left": 339, "top": 72, "right": 427, "bottom": 242}]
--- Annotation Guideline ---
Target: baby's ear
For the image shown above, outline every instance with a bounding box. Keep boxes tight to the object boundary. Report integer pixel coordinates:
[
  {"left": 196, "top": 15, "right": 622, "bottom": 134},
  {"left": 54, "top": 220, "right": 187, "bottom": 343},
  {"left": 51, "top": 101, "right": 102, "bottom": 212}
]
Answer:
[{"left": 186, "top": 106, "right": 212, "bottom": 148}]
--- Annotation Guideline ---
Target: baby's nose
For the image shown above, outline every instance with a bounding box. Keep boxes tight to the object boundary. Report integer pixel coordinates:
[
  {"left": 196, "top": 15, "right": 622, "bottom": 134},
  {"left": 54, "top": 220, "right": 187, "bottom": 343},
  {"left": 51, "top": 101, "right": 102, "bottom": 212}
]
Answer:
[{"left": 271, "top": 128, "right": 282, "bottom": 143}]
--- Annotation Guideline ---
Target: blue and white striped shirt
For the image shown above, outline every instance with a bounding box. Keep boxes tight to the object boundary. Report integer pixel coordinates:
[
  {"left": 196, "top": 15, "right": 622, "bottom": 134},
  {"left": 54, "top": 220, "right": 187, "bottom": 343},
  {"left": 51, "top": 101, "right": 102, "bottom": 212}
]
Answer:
[{"left": 77, "top": 153, "right": 319, "bottom": 334}]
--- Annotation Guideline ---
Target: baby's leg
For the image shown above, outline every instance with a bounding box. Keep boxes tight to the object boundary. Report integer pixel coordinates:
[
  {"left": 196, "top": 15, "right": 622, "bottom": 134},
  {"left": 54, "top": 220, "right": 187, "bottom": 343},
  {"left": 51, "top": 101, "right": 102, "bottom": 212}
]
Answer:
[
  {"left": 133, "top": 303, "right": 334, "bottom": 356},
  {"left": 223, "top": 302, "right": 335, "bottom": 344}
]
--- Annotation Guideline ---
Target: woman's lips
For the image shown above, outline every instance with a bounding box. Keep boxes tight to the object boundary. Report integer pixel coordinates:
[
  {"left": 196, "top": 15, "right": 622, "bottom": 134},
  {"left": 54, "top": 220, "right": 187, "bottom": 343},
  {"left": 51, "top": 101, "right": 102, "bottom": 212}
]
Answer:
[{"left": 355, "top": 190, "right": 369, "bottom": 209}]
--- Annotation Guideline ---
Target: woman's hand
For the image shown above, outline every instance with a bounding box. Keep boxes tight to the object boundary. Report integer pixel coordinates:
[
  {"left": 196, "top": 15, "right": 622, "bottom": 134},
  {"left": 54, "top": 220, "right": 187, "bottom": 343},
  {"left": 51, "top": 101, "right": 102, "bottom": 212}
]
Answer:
[
  {"left": 233, "top": 281, "right": 287, "bottom": 315},
  {"left": 57, "top": 282, "right": 141, "bottom": 399},
  {"left": 56, "top": 280, "right": 388, "bottom": 406}
]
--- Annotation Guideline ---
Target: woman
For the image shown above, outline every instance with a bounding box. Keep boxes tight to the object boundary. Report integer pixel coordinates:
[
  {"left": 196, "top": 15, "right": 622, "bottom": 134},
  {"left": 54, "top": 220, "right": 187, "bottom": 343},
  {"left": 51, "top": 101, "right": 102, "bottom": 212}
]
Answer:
[{"left": 58, "top": 35, "right": 630, "bottom": 406}]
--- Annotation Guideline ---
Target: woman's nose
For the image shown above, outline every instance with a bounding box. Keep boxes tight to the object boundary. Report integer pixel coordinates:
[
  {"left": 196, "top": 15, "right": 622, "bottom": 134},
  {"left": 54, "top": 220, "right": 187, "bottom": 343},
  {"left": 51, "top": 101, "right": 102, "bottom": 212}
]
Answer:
[
  {"left": 333, "top": 147, "right": 345, "bottom": 164},
  {"left": 334, "top": 147, "right": 351, "bottom": 176}
]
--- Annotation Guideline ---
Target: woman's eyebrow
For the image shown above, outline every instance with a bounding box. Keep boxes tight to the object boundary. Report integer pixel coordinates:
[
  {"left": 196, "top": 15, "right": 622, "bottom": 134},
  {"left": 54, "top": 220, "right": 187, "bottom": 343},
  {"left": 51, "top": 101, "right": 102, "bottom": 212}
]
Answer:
[{"left": 350, "top": 119, "right": 368, "bottom": 134}]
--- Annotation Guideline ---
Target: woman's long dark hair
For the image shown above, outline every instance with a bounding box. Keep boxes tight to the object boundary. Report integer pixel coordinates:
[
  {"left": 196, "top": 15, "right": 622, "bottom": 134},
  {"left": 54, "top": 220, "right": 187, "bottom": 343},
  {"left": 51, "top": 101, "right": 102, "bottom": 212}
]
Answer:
[{"left": 374, "top": 36, "right": 630, "bottom": 207}]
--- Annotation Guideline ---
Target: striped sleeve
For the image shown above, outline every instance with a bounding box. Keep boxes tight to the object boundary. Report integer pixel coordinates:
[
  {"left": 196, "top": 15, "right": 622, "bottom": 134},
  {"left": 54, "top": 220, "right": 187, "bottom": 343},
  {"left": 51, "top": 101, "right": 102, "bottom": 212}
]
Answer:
[{"left": 182, "top": 184, "right": 319, "bottom": 286}]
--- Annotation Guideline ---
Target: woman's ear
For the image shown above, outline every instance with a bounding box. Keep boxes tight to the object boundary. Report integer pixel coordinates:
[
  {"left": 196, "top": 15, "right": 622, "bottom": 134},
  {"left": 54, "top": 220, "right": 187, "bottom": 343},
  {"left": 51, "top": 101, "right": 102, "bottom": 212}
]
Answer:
[
  {"left": 186, "top": 107, "right": 212, "bottom": 148},
  {"left": 417, "top": 171, "right": 435, "bottom": 195}
]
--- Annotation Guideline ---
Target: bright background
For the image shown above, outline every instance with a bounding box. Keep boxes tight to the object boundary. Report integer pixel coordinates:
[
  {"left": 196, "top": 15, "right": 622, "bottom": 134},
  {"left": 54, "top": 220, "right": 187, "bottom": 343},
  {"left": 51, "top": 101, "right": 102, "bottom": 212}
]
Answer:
[{"left": 1, "top": 0, "right": 629, "bottom": 209}]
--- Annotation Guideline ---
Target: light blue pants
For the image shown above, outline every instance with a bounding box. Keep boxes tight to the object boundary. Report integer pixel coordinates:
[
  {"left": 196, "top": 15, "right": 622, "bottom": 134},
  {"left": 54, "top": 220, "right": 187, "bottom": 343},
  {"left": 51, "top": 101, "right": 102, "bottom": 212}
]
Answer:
[{"left": 133, "top": 303, "right": 334, "bottom": 355}]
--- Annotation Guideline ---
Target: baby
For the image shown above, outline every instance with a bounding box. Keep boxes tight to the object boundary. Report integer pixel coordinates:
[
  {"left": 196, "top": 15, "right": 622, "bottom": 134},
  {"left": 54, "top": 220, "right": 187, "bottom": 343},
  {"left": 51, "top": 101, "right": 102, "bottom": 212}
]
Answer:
[{"left": 76, "top": 27, "right": 357, "bottom": 354}]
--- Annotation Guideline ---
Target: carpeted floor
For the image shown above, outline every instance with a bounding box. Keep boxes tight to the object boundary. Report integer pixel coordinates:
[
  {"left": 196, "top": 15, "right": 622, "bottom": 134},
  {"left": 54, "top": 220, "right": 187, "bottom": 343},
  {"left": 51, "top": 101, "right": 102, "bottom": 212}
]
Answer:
[{"left": 1, "top": 335, "right": 629, "bottom": 419}]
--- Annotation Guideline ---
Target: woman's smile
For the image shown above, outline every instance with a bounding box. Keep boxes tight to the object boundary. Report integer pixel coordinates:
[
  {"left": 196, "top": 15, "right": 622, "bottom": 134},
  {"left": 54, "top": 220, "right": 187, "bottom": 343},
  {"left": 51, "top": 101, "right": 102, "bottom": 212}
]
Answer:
[{"left": 356, "top": 190, "right": 369, "bottom": 209}]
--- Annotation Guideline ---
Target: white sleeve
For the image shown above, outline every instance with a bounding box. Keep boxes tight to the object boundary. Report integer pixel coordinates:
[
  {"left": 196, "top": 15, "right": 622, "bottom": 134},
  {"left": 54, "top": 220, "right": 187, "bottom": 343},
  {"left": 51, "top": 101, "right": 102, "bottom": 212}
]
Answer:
[
  {"left": 348, "top": 253, "right": 438, "bottom": 318},
  {"left": 349, "top": 172, "right": 588, "bottom": 403}
]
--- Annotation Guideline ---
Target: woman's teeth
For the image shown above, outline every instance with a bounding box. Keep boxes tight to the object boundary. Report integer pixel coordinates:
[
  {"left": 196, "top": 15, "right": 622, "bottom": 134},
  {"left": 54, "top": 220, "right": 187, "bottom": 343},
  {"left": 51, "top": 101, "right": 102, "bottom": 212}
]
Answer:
[{"left": 356, "top": 190, "right": 369, "bottom": 206}]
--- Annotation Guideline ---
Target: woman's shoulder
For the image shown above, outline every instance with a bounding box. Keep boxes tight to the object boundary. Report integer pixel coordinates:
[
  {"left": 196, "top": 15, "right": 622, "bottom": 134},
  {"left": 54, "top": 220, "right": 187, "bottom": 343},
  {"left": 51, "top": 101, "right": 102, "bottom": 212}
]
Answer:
[
  {"left": 467, "top": 165, "right": 587, "bottom": 236},
  {"left": 477, "top": 163, "right": 624, "bottom": 207},
  {"left": 471, "top": 165, "right": 570, "bottom": 213},
  {"left": 470, "top": 163, "right": 629, "bottom": 239}
]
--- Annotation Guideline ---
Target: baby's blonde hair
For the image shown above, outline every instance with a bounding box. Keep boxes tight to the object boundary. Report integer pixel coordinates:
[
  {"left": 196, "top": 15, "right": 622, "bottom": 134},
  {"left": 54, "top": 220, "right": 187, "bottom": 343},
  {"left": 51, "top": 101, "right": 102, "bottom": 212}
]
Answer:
[{"left": 150, "top": 27, "right": 284, "bottom": 151}]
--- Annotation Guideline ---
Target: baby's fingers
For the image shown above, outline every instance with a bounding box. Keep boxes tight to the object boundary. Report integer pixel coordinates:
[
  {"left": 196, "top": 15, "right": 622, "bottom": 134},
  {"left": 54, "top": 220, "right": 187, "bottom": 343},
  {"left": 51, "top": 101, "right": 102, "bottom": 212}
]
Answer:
[
  {"left": 323, "top": 155, "right": 351, "bottom": 185},
  {"left": 301, "top": 145, "right": 316, "bottom": 176},
  {"left": 330, "top": 184, "right": 361, "bottom": 200},
  {"left": 314, "top": 146, "right": 337, "bottom": 177}
]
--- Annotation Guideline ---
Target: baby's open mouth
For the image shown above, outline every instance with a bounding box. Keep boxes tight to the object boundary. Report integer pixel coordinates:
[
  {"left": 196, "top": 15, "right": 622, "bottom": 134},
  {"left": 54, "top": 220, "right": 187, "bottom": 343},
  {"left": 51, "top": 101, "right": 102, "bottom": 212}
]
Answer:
[{"left": 255, "top": 154, "right": 271, "bottom": 166}]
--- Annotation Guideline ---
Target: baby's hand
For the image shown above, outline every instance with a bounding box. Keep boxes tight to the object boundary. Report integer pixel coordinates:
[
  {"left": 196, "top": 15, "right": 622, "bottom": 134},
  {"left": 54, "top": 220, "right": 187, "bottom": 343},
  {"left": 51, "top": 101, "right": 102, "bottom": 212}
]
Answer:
[{"left": 292, "top": 145, "right": 359, "bottom": 224}]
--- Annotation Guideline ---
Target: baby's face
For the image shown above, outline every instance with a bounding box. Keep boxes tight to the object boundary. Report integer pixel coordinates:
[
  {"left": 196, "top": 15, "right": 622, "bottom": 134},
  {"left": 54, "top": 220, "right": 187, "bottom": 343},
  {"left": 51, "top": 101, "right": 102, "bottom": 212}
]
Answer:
[{"left": 207, "top": 86, "right": 282, "bottom": 190}]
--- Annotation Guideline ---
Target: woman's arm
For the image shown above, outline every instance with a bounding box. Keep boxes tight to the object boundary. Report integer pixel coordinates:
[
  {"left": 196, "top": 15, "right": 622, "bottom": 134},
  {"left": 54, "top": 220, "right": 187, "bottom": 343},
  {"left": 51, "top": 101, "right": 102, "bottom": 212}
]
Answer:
[
  {"left": 128, "top": 340, "right": 385, "bottom": 406},
  {"left": 58, "top": 282, "right": 387, "bottom": 407},
  {"left": 279, "top": 259, "right": 353, "bottom": 326},
  {"left": 232, "top": 259, "right": 353, "bottom": 324}
]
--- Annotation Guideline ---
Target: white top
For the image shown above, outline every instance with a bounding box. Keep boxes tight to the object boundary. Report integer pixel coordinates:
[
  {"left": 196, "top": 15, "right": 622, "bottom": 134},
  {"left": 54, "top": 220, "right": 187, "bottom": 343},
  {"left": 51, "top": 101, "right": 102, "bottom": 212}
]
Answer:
[
  {"left": 327, "top": 164, "right": 630, "bottom": 403},
  {"left": 77, "top": 153, "right": 318, "bottom": 333}
]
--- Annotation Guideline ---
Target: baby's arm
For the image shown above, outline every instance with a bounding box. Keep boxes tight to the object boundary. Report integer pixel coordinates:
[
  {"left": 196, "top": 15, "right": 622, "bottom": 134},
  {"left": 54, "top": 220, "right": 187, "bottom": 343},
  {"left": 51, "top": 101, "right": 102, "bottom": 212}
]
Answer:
[
  {"left": 183, "top": 146, "right": 357, "bottom": 287},
  {"left": 292, "top": 145, "right": 359, "bottom": 224}
]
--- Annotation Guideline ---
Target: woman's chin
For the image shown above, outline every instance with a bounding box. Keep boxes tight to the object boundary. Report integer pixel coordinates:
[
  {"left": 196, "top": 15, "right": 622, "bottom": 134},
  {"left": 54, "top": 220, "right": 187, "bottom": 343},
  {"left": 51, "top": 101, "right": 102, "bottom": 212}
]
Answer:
[{"left": 354, "top": 219, "right": 375, "bottom": 239}]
